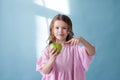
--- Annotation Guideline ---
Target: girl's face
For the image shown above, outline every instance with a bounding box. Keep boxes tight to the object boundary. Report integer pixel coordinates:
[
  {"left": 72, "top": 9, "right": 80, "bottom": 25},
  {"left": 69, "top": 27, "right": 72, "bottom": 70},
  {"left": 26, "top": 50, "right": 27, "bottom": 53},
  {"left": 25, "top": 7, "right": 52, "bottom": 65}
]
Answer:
[{"left": 53, "top": 20, "right": 68, "bottom": 43}]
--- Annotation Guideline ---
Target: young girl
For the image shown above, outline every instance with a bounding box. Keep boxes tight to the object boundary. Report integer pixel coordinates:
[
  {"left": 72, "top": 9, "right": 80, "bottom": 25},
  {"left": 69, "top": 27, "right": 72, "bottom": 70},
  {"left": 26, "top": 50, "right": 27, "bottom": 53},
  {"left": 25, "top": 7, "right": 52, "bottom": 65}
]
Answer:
[{"left": 36, "top": 14, "right": 95, "bottom": 80}]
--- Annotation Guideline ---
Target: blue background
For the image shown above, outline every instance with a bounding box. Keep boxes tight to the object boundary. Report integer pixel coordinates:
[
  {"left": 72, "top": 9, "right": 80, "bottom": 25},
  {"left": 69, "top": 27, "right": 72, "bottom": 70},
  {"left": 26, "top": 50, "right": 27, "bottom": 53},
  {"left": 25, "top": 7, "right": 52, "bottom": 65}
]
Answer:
[{"left": 0, "top": 0, "right": 120, "bottom": 80}]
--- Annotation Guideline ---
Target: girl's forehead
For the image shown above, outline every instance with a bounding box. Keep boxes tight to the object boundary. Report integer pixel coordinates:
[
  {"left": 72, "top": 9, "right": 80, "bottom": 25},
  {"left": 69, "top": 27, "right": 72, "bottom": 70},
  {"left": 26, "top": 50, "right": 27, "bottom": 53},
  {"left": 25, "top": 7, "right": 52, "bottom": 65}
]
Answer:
[{"left": 54, "top": 20, "right": 68, "bottom": 26}]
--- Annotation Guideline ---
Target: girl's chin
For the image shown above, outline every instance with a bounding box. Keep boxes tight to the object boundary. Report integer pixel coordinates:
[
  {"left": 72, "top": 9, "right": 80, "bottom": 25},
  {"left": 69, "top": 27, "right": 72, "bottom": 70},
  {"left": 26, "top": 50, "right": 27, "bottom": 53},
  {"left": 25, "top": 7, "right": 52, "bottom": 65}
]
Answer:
[{"left": 56, "top": 38, "right": 66, "bottom": 41}]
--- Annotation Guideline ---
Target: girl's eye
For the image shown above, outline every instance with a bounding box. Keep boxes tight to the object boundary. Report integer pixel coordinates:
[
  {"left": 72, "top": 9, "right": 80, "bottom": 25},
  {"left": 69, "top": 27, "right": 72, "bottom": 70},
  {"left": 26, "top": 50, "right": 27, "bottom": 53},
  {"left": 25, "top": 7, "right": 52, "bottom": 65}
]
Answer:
[
  {"left": 63, "top": 27, "right": 67, "bottom": 30},
  {"left": 63, "top": 27, "right": 67, "bottom": 29},
  {"left": 56, "top": 27, "right": 59, "bottom": 29}
]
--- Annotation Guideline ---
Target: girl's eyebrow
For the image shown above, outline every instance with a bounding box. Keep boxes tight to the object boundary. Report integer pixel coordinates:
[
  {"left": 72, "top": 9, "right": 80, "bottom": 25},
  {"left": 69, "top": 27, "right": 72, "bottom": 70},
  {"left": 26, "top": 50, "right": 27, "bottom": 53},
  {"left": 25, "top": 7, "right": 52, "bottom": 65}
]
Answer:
[{"left": 62, "top": 26, "right": 68, "bottom": 28}]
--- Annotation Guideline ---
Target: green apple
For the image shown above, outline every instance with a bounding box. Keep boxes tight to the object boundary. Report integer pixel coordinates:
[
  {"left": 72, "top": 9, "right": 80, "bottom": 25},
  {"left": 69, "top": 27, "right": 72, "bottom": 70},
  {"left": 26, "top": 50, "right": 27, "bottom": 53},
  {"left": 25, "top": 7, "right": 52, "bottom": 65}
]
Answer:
[{"left": 50, "top": 43, "right": 62, "bottom": 53}]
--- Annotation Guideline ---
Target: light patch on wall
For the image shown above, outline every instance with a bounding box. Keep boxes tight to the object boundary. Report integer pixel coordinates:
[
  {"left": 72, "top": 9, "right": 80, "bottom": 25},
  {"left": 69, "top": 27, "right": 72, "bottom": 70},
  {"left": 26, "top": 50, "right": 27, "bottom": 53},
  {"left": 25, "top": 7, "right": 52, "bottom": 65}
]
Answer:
[
  {"left": 34, "top": 0, "right": 70, "bottom": 14},
  {"left": 34, "top": 0, "right": 44, "bottom": 6},
  {"left": 35, "top": 15, "right": 49, "bottom": 59}
]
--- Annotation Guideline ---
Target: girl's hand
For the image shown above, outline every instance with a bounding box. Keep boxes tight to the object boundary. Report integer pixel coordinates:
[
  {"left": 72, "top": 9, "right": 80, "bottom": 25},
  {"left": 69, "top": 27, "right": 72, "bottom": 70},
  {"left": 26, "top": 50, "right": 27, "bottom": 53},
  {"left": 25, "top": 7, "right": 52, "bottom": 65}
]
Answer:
[
  {"left": 65, "top": 37, "right": 81, "bottom": 45},
  {"left": 49, "top": 48, "right": 59, "bottom": 62}
]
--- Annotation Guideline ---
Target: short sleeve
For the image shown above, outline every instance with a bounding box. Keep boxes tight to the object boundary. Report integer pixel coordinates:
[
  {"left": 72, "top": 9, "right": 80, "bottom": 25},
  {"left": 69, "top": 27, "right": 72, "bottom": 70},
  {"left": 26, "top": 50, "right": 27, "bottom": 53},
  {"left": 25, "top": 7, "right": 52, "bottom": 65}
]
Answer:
[
  {"left": 36, "top": 46, "right": 49, "bottom": 75},
  {"left": 78, "top": 46, "right": 94, "bottom": 71}
]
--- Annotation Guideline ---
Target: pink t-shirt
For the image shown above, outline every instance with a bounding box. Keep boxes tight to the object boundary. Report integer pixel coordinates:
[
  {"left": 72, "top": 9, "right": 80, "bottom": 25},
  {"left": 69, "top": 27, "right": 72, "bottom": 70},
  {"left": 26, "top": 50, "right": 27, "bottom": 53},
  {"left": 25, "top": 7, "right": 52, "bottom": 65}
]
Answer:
[{"left": 36, "top": 44, "right": 94, "bottom": 80}]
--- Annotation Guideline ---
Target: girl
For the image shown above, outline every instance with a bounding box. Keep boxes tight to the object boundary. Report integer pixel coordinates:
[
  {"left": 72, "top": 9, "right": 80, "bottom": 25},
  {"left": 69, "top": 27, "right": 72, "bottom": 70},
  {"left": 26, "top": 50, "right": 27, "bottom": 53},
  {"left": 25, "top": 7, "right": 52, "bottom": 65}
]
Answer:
[{"left": 36, "top": 14, "right": 95, "bottom": 80}]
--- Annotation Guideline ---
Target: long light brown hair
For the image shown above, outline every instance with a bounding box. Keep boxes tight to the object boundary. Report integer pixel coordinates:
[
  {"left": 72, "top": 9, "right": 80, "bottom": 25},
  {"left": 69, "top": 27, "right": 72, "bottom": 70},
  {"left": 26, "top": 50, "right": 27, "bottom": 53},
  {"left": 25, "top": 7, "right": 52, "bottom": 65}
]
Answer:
[{"left": 48, "top": 14, "right": 74, "bottom": 44}]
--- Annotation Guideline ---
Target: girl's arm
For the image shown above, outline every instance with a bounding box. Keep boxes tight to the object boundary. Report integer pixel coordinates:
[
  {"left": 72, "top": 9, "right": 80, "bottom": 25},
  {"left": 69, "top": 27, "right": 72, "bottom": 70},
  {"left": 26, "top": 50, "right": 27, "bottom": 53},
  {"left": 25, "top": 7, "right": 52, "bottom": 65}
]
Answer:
[
  {"left": 42, "top": 48, "right": 58, "bottom": 74},
  {"left": 79, "top": 37, "right": 95, "bottom": 56},
  {"left": 42, "top": 57, "right": 55, "bottom": 74},
  {"left": 65, "top": 37, "right": 95, "bottom": 56}
]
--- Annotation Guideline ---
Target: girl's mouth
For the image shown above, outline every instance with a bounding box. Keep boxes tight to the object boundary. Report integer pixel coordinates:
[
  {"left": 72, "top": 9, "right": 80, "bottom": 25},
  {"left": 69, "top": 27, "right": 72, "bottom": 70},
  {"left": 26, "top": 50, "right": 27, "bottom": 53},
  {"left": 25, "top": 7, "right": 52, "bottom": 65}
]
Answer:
[{"left": 59, "top": 34, "right": 64, "bottom": 36}]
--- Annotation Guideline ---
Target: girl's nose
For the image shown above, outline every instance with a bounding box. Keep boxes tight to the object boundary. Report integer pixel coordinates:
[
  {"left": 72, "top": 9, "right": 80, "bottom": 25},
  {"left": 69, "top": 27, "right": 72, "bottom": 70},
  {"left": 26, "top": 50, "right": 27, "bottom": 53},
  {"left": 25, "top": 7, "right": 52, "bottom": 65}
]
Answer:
[{"left": 59, "top": 28, "right": 63, "bottom": 33}]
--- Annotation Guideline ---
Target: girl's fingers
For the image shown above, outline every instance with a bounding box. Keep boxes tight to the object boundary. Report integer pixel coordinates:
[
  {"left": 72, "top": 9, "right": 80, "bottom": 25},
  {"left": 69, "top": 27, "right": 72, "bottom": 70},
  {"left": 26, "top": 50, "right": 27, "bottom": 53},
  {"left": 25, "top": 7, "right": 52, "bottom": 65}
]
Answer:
[
  {"left": 75, "top": 39, "right": 79, "bottom": 45},
  {"left": 65, "top": 37, "right": 80, "bottom": 45},
  {"left": 53, "top": 51, "right": 59, "bottom": 56},
  {"left": 50, "top": 48, "right": 57, "bottom": 55},
  {"left": 65, "top": 39, "right": 72, "bottom": 44},
  {"left": 71, "top": 40, "right": 74, "bottom": 45},
  {"left": 70, "top": 39, "right": 75, "bottom": 45},
  {"left": 73, "top": 39, "right": 76, "bottom": 45},
  {"left": 49, "top": 48, "right": 54, "bottom": 53}
]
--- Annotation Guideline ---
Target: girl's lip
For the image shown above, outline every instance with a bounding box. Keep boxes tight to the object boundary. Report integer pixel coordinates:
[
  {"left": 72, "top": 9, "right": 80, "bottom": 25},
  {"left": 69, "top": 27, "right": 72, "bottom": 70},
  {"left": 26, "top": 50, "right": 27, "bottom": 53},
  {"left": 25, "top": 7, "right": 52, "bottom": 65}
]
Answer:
[{"left": 59, "top": 34, "right": 64, "bottom": 36}]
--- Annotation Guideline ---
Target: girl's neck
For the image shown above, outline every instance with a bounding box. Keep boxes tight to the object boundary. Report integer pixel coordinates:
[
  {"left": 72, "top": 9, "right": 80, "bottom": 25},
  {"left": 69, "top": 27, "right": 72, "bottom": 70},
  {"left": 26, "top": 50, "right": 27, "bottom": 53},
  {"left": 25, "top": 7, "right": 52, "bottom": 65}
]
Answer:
[{"left": 55, "top": 40, "right": 66, "bottom": 44}]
